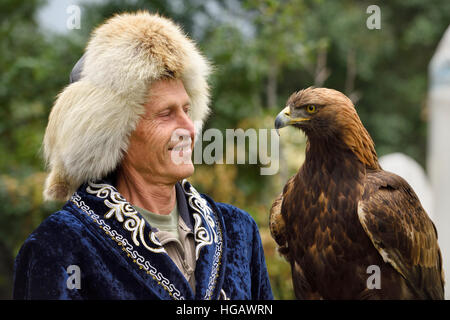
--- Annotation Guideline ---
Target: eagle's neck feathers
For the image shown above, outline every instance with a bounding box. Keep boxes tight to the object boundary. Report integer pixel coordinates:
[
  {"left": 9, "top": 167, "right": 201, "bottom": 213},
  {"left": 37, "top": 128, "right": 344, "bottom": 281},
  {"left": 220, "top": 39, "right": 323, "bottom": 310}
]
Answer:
[
  {"left": 303, "top": 136, "right": 365, "bottom": 181},
  {"left": 335, "top": 107, "right": 380, "bottom": 171},
  {"left": 302, "top": 106, "right": 381, "bottom": 171}
]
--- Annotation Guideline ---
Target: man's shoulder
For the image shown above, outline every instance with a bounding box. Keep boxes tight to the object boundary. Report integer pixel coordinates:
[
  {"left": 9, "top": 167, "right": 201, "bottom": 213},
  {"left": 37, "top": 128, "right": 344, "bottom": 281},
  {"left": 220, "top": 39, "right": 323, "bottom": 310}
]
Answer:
[
  {"left": 214, "top": 201, "right": 252, "bottom": 219},
  {"left": 204, "top": 198, "right": 258, "bottom": 231},
  {"left": 21, "top": 208, "right": 85, "bottom": 249}
]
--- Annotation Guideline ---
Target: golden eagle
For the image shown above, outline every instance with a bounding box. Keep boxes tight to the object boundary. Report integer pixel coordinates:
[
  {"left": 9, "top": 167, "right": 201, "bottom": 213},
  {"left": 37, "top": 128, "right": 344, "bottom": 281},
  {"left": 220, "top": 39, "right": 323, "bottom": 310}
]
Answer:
[{"left": 271, "top": 87, "right": 445, "bottom": 299}]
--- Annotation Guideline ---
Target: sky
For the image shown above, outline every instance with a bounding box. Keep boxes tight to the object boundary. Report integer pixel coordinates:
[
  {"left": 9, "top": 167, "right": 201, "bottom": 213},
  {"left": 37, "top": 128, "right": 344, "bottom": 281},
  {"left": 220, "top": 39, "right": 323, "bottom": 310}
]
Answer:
[{"left": 36, "top": 0, "right": 253, "bottom": 38}]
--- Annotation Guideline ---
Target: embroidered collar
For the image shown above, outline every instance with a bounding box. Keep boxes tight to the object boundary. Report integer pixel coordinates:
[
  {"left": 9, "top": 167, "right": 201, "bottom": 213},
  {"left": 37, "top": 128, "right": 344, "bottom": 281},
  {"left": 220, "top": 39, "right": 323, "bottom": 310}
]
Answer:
[{"left": 68, "top": 179, "right": 226, "bottom": 300}]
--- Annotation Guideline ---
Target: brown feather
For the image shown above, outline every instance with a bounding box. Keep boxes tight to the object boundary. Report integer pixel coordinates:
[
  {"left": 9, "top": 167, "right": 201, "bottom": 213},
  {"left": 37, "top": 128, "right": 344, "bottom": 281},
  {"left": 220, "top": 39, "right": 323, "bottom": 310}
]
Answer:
[
  {"left": 358, "top": 170, "right": 445, "bottom": 299},
  {"left": 270, "top": 176, "right": 294, "bottom": 257},
  {"left": 274, "top": 87, "right": 444, "bottom": 299}
]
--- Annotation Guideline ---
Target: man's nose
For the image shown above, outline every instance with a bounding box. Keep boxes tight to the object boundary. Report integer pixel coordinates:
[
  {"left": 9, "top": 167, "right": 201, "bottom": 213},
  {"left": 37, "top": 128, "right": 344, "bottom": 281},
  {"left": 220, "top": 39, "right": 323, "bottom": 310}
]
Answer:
[{"left": 177, "top": 109, "right": 195, "bottom": 139}]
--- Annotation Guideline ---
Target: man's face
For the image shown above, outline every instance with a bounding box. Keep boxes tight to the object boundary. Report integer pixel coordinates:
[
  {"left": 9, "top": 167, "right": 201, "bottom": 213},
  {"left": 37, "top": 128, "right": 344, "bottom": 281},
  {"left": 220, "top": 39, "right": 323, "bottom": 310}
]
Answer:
[{"left": 122, "top": 78, "right": 195, "bottom": 184}]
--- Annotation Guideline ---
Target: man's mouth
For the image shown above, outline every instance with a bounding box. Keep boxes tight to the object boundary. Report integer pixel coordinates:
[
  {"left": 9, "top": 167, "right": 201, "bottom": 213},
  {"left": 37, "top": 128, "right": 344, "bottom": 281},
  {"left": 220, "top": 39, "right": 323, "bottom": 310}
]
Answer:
[
  {"left": 168, "top": 142, "right": 191, "bottom": 151},
  {"left": 168, "top": 142, "right": 193, "bottom": 163}
]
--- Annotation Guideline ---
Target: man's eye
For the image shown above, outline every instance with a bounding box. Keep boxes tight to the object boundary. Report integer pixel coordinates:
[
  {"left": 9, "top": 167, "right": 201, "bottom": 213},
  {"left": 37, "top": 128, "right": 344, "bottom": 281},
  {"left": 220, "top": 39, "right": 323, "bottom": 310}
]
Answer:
[
  {"left": 159, "top": 110, "right": 171, "bottom": 117},
  {"left": 183, "top": 105, "right": 191, "bottom": 113}
]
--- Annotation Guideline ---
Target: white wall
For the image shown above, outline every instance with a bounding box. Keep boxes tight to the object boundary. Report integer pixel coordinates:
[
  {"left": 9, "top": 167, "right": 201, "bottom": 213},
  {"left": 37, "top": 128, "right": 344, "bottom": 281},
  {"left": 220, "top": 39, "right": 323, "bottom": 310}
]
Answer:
[{"left": 428, "top": 25, "right": 450, "bottom": 300}]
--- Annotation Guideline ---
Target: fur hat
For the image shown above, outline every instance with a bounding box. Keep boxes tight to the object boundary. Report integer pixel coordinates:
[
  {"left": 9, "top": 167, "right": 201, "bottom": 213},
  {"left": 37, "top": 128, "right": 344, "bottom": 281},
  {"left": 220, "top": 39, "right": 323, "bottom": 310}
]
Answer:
[{"left": 43, "top": 11, "right": 211, "bottom": 201}]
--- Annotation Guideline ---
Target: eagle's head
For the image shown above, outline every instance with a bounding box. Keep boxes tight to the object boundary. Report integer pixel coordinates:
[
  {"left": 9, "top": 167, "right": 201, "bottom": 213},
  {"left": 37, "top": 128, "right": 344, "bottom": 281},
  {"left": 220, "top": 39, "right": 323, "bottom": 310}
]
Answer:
[
  {"left": 275, "top": 87, "right": 380, "bottom": 169},
  {"left": 275, "top": 87, "right": 356, "bottom": 137}
]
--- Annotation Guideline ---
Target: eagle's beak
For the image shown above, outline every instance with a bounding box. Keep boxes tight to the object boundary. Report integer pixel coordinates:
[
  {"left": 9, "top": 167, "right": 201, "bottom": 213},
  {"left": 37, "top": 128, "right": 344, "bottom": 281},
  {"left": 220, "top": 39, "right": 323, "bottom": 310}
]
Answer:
[
  {"left": 275, "top": 106, "right": 309, "bottom": 135},
  {"left": 275, "top": 107, "right": 291, "bottom": 135}
]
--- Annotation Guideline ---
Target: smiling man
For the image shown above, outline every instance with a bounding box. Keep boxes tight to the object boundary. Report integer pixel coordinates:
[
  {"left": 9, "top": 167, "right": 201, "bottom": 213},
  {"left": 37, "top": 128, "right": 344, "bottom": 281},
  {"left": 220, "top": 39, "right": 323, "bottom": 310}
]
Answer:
[{"left": 13, "top": 11, "right": 273, "bottom": 300}]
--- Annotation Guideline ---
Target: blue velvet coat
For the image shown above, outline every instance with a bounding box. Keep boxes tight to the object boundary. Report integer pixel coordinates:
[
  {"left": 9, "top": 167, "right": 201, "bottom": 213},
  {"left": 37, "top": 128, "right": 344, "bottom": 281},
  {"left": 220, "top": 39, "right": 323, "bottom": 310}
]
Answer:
[{"left": 13, "top": 180, "right": 273, "bottom": 300}]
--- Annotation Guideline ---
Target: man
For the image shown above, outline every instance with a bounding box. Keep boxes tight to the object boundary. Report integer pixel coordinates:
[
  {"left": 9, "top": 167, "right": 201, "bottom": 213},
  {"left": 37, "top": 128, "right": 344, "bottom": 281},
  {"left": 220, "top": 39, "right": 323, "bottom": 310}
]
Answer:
[{"left": 13, "top": 11, "right": 273, "bottom": 300}]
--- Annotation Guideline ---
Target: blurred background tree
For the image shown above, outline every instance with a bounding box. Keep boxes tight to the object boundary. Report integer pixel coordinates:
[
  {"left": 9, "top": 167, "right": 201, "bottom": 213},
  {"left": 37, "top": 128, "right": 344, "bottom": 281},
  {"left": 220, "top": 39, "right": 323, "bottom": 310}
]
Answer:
[{"left": 0, "top": 0, "right": 449, "bottom": 299}]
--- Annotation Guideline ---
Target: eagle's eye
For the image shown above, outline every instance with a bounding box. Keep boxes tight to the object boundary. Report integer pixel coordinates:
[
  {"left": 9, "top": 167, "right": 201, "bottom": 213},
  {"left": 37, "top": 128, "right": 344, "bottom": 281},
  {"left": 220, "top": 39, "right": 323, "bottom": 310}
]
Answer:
[{"left": 306, "top": 105, "right": 317, "bottom": 114}]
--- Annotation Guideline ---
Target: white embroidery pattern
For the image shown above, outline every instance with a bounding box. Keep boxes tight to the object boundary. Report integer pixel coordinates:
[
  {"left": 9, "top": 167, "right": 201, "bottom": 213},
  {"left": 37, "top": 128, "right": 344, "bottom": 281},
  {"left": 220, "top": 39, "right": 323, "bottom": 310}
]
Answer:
[
  {"left": 181, "top": 179, "right": 223, "bottom": 300},
  {"left": 70, "top": 192, "right": 184, "bottom": 300},
  {"left": 86, "top": 182, "right": 165, "bottom": 254},
  {"left": 76, "top": 180, "right": 223, "bottom": 300},
  {"left": 204, "top": 227, "right": 223, "bottom": 300},
  {"left": 220, "top": 289, "right": 230, "bottom": 300},
  {"left": 182, "top": 180, "right": 218, "bottom": 260}
]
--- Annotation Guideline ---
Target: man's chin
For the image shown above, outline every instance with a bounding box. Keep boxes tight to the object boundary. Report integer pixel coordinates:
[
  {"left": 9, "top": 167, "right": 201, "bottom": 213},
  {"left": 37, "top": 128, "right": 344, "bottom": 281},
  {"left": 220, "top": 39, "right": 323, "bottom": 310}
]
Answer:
[{"left": 169, "top": 162, "right": 195, "bottom": 182}]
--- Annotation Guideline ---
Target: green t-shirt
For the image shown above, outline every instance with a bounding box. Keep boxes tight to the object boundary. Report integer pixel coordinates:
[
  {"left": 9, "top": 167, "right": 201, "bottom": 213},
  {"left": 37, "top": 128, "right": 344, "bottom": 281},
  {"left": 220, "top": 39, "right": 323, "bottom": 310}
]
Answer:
[{"left": 133, "top": 202, "right": 180, "bottom": 241}]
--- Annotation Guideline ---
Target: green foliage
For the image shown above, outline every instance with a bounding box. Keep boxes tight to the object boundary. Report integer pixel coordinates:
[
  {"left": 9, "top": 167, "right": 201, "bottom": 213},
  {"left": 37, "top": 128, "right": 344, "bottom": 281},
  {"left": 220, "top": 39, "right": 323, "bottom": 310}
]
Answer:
[
  {"left": 0, "top": 173, "right": 60, "bottom": 298},
  {"left": 1, "top": 0, "right": 448, "bottom": 299}
]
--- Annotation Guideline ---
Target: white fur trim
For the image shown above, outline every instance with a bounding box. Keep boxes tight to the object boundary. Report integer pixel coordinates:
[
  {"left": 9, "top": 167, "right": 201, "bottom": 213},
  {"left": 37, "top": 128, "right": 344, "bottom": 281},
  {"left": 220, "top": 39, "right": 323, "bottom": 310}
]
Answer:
[{"left": 43, "top": 11, "right": 211, "bottom": 201}]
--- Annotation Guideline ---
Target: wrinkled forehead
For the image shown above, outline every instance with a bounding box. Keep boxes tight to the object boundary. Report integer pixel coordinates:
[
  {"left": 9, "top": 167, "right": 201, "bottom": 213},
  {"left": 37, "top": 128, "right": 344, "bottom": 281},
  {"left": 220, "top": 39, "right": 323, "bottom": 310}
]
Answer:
[
  {"left": 147, "top": 78, "right": 187, "bottom": 97},
  {"left": 145, "top": 78, "right": 191, "bottom": 108}
]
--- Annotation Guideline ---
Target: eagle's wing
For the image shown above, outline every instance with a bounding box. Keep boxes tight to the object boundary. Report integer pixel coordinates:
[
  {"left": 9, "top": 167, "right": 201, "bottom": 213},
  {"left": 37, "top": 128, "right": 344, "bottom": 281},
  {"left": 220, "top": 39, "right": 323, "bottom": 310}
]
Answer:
[
  {"left": 357, "top": 170, "right": 445, "bottom": 299},
  {"left": 270, "top": 176, "right": 295, "bottom": 256},
  {"left": 271, "top": 176, "right": 322, "bottom": 299},
  {"left": 269, "top": 192, "right": 286, "bottom": 248}
]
